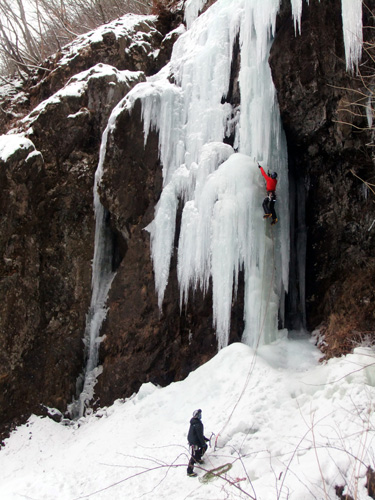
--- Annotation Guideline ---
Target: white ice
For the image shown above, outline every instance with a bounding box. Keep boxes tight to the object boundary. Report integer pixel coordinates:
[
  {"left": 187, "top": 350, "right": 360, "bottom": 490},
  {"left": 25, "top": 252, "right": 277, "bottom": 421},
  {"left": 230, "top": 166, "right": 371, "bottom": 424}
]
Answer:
[
  {"left": 184, "top": 0, "right": 364, "bottom": 71},
  {"left": 341, "top": 0, "right": 363, "bottom": 72},
  {"left": 290, "top": 0, "right": 305, "bottom": 34},
  {"left": 184, "top": 0, "right": 207, "bottom": 29}
]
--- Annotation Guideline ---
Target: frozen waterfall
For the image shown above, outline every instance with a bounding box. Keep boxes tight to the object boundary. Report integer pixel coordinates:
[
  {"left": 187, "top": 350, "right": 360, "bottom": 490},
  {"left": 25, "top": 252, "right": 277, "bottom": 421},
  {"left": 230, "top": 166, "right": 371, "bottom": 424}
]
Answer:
[
  {"left": 69, "top": 106, "right": 123, "bottom": 418},
  {"left": 186, "top": 0, "right": 363, "bottom": 70},
  {"left": 67, "top": 0, "right": 365, "bottom": 416},
  {"left": 136, "top": 0, "right": 363, "bottom": 349},
  {"left": 140, "top": 0, "right": 363, "bottom": 349},
  {"left": 68, "top": 0, "right": 365, "bottom": 416},
  {"left": 125, "top": 0, "right": 290, "bottom": 349}
]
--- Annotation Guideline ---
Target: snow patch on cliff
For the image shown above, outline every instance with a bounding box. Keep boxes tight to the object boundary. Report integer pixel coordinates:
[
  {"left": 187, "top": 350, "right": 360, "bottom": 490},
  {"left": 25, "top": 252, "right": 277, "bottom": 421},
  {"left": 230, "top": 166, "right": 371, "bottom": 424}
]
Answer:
[
  {"left": 58, "top": 14, "right": 157, "bottom": 67},
  {"left": 18, "top": 64, "right": 144, "bottom": 130},
  {"left": 0, "top": 134, "right": 34, "bottom": 161}
]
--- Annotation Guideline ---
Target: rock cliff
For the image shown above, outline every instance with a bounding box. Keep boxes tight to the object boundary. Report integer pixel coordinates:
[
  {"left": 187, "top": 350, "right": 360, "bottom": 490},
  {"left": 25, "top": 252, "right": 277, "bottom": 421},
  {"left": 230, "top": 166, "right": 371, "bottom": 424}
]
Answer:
[
  {"left": 0, "top": 13, "right": 185, "bottom": 438},
  {"left": 270, "top": 0, "right": 375, "bottom": 355},
  {"left": 0, "top": 0, "right": 374, "bottom": 439}
]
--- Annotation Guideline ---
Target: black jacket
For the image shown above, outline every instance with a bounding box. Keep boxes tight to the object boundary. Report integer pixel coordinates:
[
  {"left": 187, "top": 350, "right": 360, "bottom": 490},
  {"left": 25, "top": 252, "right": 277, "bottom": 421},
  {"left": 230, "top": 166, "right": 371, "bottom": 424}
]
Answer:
[{"left": 187, "top": 417, "right": 206, "bottom": 447}]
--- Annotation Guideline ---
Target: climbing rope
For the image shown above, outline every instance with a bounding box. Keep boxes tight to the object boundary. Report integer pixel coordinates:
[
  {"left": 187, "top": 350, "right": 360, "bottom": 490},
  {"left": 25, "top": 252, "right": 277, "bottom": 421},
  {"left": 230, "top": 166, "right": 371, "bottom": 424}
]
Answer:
[{"left": 214, "top": 223, "right": 277, "bottom": 450}]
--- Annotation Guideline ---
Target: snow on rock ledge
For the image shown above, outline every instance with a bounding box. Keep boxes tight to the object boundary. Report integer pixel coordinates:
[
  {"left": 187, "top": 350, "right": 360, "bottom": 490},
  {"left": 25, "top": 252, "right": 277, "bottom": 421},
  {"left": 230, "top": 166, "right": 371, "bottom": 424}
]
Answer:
[
  {"left": 11, "top": 64, "right": 146, "bottom": 164},
  {"left": 0, "top": 134, "right": 35, "bottom": 163}
]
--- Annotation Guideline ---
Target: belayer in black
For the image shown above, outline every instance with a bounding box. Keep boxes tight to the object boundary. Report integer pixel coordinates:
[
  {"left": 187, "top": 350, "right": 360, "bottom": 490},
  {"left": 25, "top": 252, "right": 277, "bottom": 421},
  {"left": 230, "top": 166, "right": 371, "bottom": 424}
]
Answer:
[
  {"left": 187, "top": 409, "right": 209, "bottom": 477},
  {"left": 259, "top": 163, "right": 278, "bottom": 225}
]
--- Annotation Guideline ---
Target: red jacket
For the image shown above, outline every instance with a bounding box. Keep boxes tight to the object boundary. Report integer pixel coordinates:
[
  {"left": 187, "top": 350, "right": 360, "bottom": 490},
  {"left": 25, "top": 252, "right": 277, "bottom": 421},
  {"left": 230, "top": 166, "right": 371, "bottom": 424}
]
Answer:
[{"left": 260, "top": 167, "right": 277, "bottom": 192}]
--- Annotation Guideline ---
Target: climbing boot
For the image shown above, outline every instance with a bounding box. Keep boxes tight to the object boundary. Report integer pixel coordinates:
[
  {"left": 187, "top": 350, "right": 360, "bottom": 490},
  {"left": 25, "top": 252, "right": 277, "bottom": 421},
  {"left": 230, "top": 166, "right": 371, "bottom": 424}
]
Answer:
[
  {"left": 263, "top": 214, "right": 272, "bottom": 219},
  {"left": 187, "top": 471, "right": 198, "bottom": 477},
  {"left": 271, "top": 218, "right": 278, "bottom": 226}
]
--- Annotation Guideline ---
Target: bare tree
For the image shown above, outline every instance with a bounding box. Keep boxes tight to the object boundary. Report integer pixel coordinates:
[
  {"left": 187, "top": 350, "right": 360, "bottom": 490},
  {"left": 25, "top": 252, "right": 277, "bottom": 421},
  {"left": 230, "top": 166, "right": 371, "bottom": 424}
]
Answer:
[{"left": 0, "top": 0, "right": 153, "bottom": 77}]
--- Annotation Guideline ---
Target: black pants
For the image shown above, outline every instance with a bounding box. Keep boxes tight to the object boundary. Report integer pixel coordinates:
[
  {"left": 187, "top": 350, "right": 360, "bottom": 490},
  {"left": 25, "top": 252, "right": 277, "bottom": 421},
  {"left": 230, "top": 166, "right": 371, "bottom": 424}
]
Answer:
[
  {"left": 187, "top": 444, "right": 207, "bottom": 473},
  {"left": 262, "top": 191, "right": 277, "bottom": 221}
]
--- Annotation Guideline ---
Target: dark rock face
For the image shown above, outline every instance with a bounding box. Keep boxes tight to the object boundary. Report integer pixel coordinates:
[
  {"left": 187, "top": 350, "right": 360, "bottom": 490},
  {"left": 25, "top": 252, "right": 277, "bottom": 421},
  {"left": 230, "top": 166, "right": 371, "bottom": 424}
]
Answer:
[
  {"left": 0, "top": 15, "right": 180, "bottom": 439},
  {"left": 0, "top": 132, "right": 93, "bottom": 436},
  {"left": 270, "top": 0, "right": 375, "bottom": 353}
]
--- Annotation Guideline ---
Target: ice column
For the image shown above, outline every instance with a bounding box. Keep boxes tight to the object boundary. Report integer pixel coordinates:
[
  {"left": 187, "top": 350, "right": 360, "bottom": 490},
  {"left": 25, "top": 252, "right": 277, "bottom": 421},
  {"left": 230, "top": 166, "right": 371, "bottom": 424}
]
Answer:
[
  {"left": 70, "top": 105, "right": 123, "bottom": 417},
  {"left": 237, "top": 1, "right": 289, "bottom": 346},
  {"left": 341, "top": 0, "right": 363, "bottom": 72}
]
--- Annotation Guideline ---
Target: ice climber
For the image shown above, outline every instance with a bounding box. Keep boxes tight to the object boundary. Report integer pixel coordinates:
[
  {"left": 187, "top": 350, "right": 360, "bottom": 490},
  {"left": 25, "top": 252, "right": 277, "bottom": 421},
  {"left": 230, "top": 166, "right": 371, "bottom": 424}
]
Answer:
[
  {"left": 259, "top": 163, "right": 278, "bottom": 225},
  {"left": 187, "top": 409, "right": 209, "bottom": 477}
]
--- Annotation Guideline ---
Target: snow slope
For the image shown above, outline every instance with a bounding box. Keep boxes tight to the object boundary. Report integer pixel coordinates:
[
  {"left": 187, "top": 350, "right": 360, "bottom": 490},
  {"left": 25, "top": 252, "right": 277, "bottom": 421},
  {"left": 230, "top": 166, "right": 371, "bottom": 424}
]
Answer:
[{"left": 1, "top": 335, "right": 375, "bottom": 500}]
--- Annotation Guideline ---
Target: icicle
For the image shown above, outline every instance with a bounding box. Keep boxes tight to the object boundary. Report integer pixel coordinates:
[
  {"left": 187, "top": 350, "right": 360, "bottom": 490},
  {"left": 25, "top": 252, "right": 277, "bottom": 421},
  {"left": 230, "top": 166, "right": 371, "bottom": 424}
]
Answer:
[
  {"left": 184, "top": 0, "right": 207, "bottom": 29},
  {"left": 70, "top": 102, "right": 125, "bottom": 418},
  {"left": 128, "top": 80, "right": 184, "bottom": 186},
  {"left": 146, "top": 166, "right": 188, "bottom": 309},
  {"left": 290, "top": 0, "right": 306, "bottom": 35},
  {"left": 367, "top": 93, "right": 373, "bottom": 130},
  {"left": 177, "top": 143, "right": 235, "bottom": 308},
  {"left": 341, "top": 0, "right": 363, "bottom": 72}
]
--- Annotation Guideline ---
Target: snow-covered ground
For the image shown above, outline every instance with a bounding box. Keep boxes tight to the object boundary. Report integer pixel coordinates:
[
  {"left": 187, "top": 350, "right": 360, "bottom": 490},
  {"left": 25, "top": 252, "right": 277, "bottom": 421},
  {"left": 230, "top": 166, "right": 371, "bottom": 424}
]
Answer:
[{"left": 1, "top": 334, "right": 375, "bottom": 500}]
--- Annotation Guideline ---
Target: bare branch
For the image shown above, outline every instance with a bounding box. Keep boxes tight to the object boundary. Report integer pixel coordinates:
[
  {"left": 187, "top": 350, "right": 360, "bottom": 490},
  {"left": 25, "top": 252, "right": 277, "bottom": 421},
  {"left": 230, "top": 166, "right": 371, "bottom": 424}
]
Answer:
[{"left": 0, "top": 0, "right": 152, "bottom": 77}]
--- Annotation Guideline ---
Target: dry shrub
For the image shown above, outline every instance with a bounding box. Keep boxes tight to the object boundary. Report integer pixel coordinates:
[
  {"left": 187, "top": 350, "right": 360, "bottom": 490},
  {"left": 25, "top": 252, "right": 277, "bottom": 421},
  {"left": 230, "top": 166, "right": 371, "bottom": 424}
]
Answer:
[
  {"left": 318, "top": 267, "right": 375, "bottom": 359},
  {"left": 319, "top": 313, "right": 366, "bottom": 359}
]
